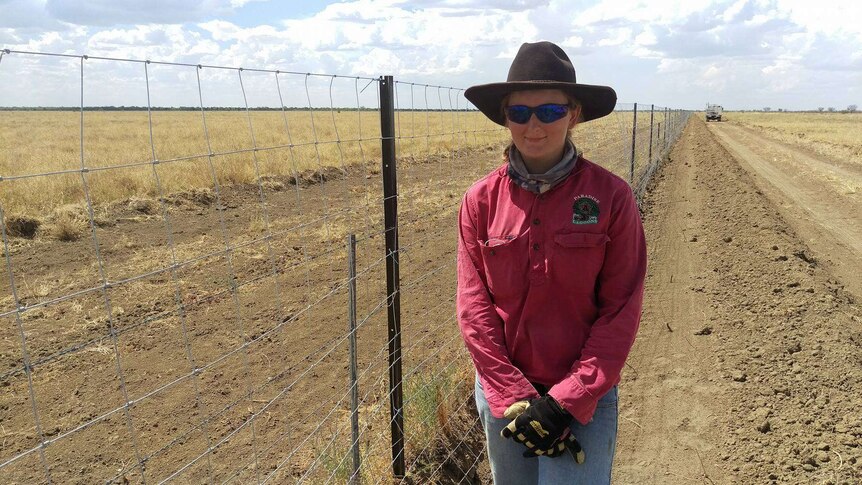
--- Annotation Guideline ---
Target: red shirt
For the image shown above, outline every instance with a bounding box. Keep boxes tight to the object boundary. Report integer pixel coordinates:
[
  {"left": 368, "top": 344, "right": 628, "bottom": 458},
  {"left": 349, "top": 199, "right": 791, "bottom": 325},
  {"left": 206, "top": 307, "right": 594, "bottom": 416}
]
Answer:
[{"left": 456, "top": 157, "right": 646, "bottom": 424}]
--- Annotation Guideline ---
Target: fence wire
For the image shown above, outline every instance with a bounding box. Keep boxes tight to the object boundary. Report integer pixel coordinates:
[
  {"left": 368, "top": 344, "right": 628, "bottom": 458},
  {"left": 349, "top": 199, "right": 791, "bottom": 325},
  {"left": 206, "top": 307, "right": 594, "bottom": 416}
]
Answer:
[{"left": 0, "top": 49, "right": 689, "bottom": 484}]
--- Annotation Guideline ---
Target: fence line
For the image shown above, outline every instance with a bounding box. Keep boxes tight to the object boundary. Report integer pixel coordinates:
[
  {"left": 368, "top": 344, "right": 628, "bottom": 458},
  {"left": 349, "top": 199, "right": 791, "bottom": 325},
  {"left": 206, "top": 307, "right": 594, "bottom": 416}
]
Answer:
[{"left": 0, "top": 48, "right": 689, "bottom": 484}]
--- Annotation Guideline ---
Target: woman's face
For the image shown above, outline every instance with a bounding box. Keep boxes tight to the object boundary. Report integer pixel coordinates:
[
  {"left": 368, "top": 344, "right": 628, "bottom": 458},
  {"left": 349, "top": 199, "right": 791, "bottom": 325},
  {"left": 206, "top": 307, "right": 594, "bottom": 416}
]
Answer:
[{"left": 505, "top": 89, "right": 579, "bottom": 173}]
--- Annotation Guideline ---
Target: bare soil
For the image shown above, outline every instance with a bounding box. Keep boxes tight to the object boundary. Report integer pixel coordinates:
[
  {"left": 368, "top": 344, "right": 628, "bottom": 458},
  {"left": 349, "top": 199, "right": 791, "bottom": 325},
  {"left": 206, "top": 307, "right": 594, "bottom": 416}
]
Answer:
[
  {"left": 709, "top": 121, "right": 862, "bottom": 297},
  {"left": 616, "top": 118, "right": 861, "bottom": 484},
  {"left": 1, "top": 145, "right": 500, "bottom": 484}
]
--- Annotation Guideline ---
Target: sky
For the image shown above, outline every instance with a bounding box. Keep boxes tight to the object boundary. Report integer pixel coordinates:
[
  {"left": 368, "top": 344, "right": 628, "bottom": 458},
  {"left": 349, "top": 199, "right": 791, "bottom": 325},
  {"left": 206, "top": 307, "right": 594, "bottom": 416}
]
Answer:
[{"left": 1, "top": 0, "right": 860, "bottom": 111}]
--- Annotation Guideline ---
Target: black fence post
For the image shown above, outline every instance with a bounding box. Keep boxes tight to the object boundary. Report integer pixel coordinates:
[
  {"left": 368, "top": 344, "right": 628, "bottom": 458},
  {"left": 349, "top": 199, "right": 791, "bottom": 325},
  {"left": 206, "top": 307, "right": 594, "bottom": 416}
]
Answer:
[
  {"left": 378, "top": 75, "right": 405, "bottom": 479},
  {"left": 629, "top": 103, "right": 637, "bottom": 184},
  {"left": 347, "top": 233, "right": 361, "bottom": 484}
]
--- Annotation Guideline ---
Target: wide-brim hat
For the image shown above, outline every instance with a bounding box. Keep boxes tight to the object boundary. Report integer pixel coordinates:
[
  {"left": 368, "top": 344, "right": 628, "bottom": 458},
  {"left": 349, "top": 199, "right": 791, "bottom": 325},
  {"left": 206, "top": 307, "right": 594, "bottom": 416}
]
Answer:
[{"left": 465, "top": 41, "right": 617, "bottom": 126}]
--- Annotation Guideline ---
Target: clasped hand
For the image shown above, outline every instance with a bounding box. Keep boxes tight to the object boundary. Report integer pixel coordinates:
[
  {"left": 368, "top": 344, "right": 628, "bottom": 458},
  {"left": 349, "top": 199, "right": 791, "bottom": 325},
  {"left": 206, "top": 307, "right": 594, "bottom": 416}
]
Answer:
[{"left": 500, "top": 395, "right": 585, "bottom": 462}]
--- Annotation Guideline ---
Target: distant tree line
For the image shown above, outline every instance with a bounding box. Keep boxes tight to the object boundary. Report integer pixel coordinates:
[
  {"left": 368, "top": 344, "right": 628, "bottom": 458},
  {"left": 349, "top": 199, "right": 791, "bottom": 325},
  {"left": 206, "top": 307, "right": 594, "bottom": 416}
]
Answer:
[{"left": 761, "top": 105, "right": 857, "bottom": 113}]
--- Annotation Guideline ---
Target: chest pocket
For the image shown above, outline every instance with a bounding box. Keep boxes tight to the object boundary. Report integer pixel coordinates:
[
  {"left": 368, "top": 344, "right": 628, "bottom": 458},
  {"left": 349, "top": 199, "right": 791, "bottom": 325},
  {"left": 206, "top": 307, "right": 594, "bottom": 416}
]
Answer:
[
  {"left": 478, "top": 234, "right": 528, "bottom": 302},
  {"left": 552, "top": 231, "right": 610, "bottom": 294}
]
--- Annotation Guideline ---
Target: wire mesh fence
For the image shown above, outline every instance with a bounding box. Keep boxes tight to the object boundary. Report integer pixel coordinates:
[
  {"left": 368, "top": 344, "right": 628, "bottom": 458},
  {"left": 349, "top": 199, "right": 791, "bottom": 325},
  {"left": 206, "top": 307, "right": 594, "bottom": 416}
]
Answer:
[{"left": 0, "top": 48, "right": 690, "bottom": 484}]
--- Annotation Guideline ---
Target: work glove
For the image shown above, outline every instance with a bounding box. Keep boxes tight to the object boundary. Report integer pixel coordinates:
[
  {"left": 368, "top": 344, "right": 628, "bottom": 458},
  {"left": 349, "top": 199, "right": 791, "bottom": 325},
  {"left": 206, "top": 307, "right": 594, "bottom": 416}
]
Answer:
[{"left": 500, "top": 396, "right": 585, "bottom": 462}]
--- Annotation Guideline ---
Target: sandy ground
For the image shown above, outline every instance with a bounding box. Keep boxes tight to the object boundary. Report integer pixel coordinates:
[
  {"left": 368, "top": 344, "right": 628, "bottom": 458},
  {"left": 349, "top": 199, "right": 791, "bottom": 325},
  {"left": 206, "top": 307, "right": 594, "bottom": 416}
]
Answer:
[{"left": 615, "top": 118, "right": 861, "bottom": 484}]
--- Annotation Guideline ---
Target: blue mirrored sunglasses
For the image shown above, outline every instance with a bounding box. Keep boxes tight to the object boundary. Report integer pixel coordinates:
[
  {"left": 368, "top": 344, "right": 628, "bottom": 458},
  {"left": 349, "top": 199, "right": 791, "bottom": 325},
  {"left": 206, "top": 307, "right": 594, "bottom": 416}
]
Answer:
[{"left": 505, "top": 104, "right": 570, "bottom": 124}]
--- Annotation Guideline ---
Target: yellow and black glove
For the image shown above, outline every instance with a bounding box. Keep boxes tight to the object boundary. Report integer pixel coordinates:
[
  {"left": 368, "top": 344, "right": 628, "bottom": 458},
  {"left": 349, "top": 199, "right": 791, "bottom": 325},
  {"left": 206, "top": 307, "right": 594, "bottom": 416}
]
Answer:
[{"left": 500, "top": 396, "right": 585, "bottom": 462}]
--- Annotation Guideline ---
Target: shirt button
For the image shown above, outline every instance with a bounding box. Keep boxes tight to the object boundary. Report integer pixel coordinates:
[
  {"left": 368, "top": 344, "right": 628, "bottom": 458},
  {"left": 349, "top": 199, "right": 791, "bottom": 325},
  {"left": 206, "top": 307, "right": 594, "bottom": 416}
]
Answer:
[
  {"left": 533, "top": 218, "right": 540, "bottom": 225},
  {"left": 532, "top": 243, "right": 540, "bottom": 250},
  {"left": 490, "top": 249, "right": 496, "bottom": 256}
]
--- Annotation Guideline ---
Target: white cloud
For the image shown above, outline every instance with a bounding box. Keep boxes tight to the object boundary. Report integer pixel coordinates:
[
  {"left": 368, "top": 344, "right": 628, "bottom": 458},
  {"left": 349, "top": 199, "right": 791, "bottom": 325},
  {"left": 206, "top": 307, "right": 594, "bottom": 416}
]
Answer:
[
  {"left": 43, "top": 0, "right": 242, "bottom": 26},
  {"left": 575, "top": 0, "right": 718, "bottom": 27},
  {"left": 1, "top": 0, "right": 862, "bottom": 110},
  {"left": 597, "top": 28, "right": 632, "bottom": 47},
  {"left": 722, "top": 0, "right": 749, "bottom": 22},
  {"left": 2, "top": 0, "right": 60, "bottom": 30},
  {"left": 82, "top": 25, "right": 221, "bottom": 62},
  {"left": 778, "top": 0, "right": 862, "bottom": 35},
  {"left": 351, "top": 47, "right": 403, "bottom": 75},
  {"left": 229, "top": 0, "right": 267, "bottom": 7},
  {"left": 634, "top": 29, "right": 657, "bottom": 47},
  {"left": 761, "top": 58, "right": 800, "bottom": 92},
  {"left": 561, "top": 36, "right": 584, "bottom": 49},
  {"left": 701, "top": 63, "right": 729, "bottom": 90},
  {"left": 197, "top": 20, "right": 243, "bottom": 42},
  {"left": 390, "top": 0, "right": 548, "bottom": 11}
]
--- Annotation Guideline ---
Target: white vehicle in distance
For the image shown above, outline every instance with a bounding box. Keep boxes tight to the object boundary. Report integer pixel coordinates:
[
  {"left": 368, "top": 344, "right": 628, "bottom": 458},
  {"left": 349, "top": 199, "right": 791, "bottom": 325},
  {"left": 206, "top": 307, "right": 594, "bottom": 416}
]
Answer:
[{"left": 706, "top": 104, "right": 723, "bottom": 122}]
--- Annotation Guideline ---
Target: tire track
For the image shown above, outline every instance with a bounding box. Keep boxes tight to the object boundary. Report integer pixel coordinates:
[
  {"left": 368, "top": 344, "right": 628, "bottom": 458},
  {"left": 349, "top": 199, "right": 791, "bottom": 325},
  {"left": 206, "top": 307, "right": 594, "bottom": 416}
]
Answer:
[{"left": 709, "top": 122, "right": 862, "bottom": 298}]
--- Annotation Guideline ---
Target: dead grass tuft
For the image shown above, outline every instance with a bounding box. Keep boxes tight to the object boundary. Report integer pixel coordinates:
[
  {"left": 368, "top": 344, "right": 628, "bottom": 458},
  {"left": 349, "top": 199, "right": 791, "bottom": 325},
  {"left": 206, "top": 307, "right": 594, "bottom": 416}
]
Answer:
[
  {"left": 50, "top": 205, "right": 89, "bottom": 241},
  {"left": 51, "top": 216, "right": 85, "bottom": 241},
  {"left": 128, "top": 196, "right": 160, "bottom": 215},
  {"left": 167, "top": 187, "right": 216, "bottom": 207},
  {"left": 260, "top": 177, "right": 286, "bottom": 192},
  {"left": 247, "top": 215, "right": 268, "bottom": 234},
  {"left": 187, "top": 188, "right": 216, "bottom": 206}
]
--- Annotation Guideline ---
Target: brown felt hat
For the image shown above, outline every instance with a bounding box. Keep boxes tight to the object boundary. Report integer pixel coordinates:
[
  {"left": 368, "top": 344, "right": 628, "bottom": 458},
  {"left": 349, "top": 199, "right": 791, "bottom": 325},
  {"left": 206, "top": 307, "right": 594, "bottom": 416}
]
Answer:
[{"left": 465, "top": 41, "right": 617, "bottom": 126}]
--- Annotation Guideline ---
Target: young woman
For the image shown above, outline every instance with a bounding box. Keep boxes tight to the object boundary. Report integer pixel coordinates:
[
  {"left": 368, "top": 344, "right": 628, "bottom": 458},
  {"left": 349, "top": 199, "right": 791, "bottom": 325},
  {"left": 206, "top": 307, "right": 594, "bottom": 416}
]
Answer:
[{"left": 457, "top": 41, "right": 647, "bottom": 484}]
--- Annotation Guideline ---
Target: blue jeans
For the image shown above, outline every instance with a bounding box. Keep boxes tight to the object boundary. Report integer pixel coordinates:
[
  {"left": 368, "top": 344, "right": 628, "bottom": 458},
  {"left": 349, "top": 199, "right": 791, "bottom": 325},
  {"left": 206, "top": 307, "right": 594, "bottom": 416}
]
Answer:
[{"left": 475, "top": 378, "right": 618, "bottom": 485}]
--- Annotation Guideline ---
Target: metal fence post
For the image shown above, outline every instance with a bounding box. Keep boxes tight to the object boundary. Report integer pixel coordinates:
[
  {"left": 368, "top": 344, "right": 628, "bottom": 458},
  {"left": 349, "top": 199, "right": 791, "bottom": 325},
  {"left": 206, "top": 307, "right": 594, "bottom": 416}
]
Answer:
[
  {"left": 657, "top": 121, "right": 662, "bottom": 156},
  {"left": 672, "top": 109, "right": 676, "bottom": 138},
  {"left": 669, "top": 109, "right": 674, "bottom": 143},
  {"left": 629, "top": 102, "right": 637, "bottom": 184},
  {"left": 347, "top": 234, "right": 361, "bottom": 484},
  {"left": 378, "top": 75, "right": 405, "bottom": 479},
  {"left": 664, "top": 107, "right": 669, "bottom": 147},
  {"left": 648, "top": 104, "right": 655, "bottom": 165}
]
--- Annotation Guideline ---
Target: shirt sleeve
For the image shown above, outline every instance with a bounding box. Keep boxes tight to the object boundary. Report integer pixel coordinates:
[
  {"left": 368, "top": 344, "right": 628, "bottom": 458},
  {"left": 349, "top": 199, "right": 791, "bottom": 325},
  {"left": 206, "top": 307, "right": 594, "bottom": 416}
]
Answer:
[
  {"left": 548, "top": 184, "right": 647, "bottom": 425},
  {"left": 456, "top": 192, "right": 539, "bottom": 418}
]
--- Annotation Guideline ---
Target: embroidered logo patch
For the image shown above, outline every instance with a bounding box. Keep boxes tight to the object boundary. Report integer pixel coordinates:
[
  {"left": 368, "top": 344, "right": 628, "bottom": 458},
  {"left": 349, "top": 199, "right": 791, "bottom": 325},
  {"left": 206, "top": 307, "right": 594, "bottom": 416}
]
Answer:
[{"left": 572, "top": 195, "right": 599, "bottom": 225}]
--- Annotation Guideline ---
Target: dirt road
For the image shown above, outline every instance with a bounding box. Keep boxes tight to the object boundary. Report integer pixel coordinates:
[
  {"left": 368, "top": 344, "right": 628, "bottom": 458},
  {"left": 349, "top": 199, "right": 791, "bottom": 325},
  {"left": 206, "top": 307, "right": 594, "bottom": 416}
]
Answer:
[
  {"left": 615, "top": 118, "right": 861, "bottom": 484},
  {"left": 709, "top": 122, "right": 862, "bottom": 297}
]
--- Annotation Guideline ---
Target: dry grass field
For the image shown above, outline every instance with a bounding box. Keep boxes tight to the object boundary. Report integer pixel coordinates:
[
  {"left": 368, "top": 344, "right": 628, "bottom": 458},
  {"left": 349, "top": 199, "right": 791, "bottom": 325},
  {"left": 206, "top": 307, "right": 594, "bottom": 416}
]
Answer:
[
  {"left": 724, "top": 111, "right": 862, "bottom": 167},
  {"left": 0, "top": 110, "right": 498, "bottom": 215},
  {"left": 0, "top": 108, "right": 651, "bottom": 230}
]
